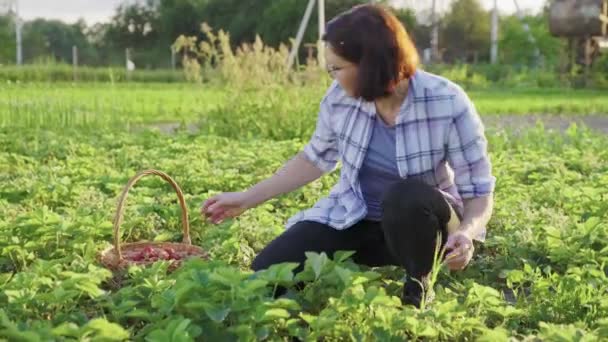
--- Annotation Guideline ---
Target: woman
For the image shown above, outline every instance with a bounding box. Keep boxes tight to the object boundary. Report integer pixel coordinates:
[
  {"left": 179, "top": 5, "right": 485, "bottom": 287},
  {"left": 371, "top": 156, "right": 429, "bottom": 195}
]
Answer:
[{"left": 201, "top": 4, "right": 495, "bottom": 308}]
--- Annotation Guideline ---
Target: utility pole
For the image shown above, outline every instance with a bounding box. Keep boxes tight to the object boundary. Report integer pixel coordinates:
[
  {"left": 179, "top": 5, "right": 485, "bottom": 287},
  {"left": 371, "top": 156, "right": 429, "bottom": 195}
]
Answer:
[
  {"left": 490, "top": 0, "right": 498, "bottom": 64},
  {"left": 287, "top": 0, "right": 316, "bottom": 70},
  {"left": 430, "top": 0, "right": 439, "bottom": 63},
  {"left": 317, "top": 0, "right": 325, "bottom": 68},
  {"left": 10, "top": 0, "right": 23, "bottom": 65}
]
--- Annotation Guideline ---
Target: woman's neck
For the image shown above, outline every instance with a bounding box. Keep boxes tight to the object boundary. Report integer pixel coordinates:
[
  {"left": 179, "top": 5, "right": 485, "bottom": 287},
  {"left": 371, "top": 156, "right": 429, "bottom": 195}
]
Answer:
[{"left": 374, "top": 80, "right": 409, "bottom": 126}]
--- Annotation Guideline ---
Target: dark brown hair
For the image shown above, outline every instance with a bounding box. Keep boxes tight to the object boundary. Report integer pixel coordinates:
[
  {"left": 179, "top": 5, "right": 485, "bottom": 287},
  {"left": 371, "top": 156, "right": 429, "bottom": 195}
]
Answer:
[{"left": 323, "top": 4, "right": 419, "bottom": 101}]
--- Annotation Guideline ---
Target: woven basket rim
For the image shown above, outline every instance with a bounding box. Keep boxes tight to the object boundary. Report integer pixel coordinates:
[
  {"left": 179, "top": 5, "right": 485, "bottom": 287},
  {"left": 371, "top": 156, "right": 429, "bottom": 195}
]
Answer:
[
  {"left": 99, "top": 241, "right": 209, "bottom": 271},
  {"left": 99, "top": 169, "right": 209, "bottom": 272}
]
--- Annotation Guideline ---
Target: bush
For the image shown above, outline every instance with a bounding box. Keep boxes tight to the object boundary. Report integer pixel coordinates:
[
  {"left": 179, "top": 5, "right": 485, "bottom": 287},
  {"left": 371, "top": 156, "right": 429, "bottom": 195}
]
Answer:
[{"left": 0, "top": 63, "right": 185, "bottom": 83}]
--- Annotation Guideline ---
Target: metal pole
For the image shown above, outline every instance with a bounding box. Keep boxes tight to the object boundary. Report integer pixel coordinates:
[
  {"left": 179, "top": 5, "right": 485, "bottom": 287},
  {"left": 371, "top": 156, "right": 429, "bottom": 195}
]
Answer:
[
  {"left": 72, "top": 45, "right": 78, "bottom": 81},
  {"left": 14, "top": 0, "right": 22, "bottom": 65},
  {"left": 513, "top": 0, "right": 540, "bottom": 66},
  {"left": 317, "top": 0, "right": 325, "bottom": 68},
  {"left": 430, "top": 0, "right": 439, "bottom": 63},
  {"left": 602, "top": 0, "right": 607, "bottom": 36},
  {"left": 287, "top": 0, "right": 316, "bottom": 70},
  {"left": 490, "top": 0, "right": 498, "bottom": 64},
  {"left": 171, "top": 47, "right": 176, "bottom": 70},
  {"left": 125, "top": 48, "right": 131, "bottom": 81}
]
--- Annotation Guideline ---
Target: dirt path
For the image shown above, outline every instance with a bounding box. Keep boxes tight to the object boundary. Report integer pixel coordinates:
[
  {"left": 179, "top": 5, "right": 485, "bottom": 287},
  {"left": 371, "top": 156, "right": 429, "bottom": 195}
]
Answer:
[
  {"left": 138, "top": 114, "right": 608, "bottom": 136},
  {"left": 481, "top": 114, "right": 608, "bottom": 135}
]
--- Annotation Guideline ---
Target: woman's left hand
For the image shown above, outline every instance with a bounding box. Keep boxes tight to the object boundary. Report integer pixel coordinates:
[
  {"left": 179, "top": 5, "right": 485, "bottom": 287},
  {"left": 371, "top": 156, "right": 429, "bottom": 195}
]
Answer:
[{"left": 444, "top": 230, "right": 474, "bottom": 271}]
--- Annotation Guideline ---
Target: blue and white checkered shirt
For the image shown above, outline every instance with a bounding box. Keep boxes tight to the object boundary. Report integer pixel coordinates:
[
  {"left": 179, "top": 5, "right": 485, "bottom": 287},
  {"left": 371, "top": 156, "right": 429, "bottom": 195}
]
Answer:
[{"left": 286, "top": 69, "right": 496, "bottom": 242}]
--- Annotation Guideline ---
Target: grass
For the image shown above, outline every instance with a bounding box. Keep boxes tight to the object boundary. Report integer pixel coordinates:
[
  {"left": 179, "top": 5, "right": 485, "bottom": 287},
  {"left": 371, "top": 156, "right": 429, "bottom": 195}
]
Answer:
[
  {"left": 0, "top": 79, "right": 607, "bottom": 339},
  {"left": 1, "top": 82, "right": 606, "bottom": 133},
  {"left": 469, "top": 88, "right": 608, "bottom": 115},
  {"left": 0, "top": 64, "right": 185, "bottom": 83},
  {"left": 0, "top": 82, "right": 228, "bottom": 128}
]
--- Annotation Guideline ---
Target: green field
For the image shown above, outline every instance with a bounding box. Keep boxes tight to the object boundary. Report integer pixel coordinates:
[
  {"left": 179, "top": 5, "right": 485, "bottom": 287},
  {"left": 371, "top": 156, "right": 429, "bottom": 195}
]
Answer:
[
  {"left": 1, "top": 81, "right": 608, "bottom": 340},
  {"left": 1, "top": 83, "right": 607, "bottom": 132}
]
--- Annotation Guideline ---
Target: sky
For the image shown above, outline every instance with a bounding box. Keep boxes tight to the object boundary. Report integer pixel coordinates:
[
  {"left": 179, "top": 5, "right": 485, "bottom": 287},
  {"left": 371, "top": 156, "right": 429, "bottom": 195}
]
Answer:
[
  {"left": 6, "top": 0, "right": 547, "bottom": 25},
  {"left": 392, "top": 0, "right": 546, "bottom": 16}
]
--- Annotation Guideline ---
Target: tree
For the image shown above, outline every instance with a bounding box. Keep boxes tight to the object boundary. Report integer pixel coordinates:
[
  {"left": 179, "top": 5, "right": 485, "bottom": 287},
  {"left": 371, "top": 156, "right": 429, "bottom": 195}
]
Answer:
[
  {"left": 440, "top": 0, "right": 490, "bottom": 63},
  {"left": 100, "top": 0, "right": 162, "bottom": 68},
  {"left": 159, "top": 0, "right": 391, "bottom": 63},
  {"left": 499, "top": 10, "right": 562, "bottom": 67},
  {"left": 3, "top": 0, "right": 422, "bottom": 68},
  {"left": 0, "top": 15, "right": 15, "bottom": 64},
  {"left": 156, "top": 0, "right": 210, "bottom": 46},
  {"left": 21, "top": 18, "right": 97, "bottom": 64}
]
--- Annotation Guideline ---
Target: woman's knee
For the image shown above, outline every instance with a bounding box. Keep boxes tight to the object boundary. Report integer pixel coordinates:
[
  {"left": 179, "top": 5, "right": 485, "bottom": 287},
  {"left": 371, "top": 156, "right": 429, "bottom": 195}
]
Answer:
[
  {"left": 382, "top": 178, "right": 443, "bottom": 214},
  {"left": 250, "top": 237, "right": 302, "bottom": 272},
  {"left": 380, "top": 178, "right": 451, "bottom": 240},
  {"left": 251, "top": 250, "right": 272, "bottom": 272},
  {"left": 250, "top": 220, "right": 335, "bottom": 273}
]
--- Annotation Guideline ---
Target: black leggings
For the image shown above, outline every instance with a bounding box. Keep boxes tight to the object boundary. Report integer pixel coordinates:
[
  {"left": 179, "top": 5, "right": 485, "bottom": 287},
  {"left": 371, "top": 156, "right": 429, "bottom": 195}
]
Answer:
[{"left": 251, "top": 178, "right": 457, "bottom": 286}]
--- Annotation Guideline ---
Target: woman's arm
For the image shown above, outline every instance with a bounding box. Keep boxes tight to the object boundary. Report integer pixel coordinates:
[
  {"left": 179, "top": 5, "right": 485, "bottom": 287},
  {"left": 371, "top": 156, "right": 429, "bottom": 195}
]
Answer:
[
  {"left": 459, "top": 194, "right": 494, "bottom": 239},
  {"left": 203, "top": 85, "right": 340, "bottom": 223},
  {"left": 244, "top": 152, "right": 326, "bottom": 208},
  {"left": 444, "top": 195, "right": 493, "bottom": 270},
  {"left": 246, "top": 84, "right": 340, "bottom": 208},
  {"left": 443, "top": 85, "right": 496, "bottom": 269},
  {"left": 445, "top": 85, "right": 496, "bottom": 232}
]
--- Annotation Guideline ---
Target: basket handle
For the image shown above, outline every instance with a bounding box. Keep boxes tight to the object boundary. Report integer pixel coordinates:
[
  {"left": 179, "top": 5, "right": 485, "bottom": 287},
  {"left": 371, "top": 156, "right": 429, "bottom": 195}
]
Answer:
[{"left": 112, "top": 169, "right": 191, "bottom": 260}]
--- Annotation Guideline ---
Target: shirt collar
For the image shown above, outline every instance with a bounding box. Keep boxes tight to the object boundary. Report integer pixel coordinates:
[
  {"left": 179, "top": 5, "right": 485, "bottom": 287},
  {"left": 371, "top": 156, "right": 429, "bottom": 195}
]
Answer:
[{"left": 360, "top": 69, "right": 420, "bottom": 122}]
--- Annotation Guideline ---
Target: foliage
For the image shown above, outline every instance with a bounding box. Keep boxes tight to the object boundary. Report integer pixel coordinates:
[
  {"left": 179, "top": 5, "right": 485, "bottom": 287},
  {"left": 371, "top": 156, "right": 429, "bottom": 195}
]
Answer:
[
  {"left": 0, "top": 15, "right": 16, "bottom": 64},
  {"left": 1, "top": 81, "right": 606, "bottom": 132},
  {"left": 440, "top": 0, "right": 491, "bottom": 63},
  {"left": 498, "top": 11, "right": 563, "bottom": 68},
  {"left": 0, "top": 121, "right": 607, "bottom": 339}
]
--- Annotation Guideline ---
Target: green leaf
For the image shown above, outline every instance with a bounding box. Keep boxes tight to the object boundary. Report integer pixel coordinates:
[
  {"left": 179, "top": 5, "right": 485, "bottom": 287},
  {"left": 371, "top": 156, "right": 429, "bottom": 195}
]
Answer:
[
  {"left": 75, "top": 281, "right": 106, "bottom": 298},
  {"left": 299, "top": 313, "right": 317, "bottom": 324},
  {"left": 171, "top": 319, "right": 193, "bottom": 342},
  {"left": 263, "top": 308, "right": 290, "bottom": 320},
  {"left": 145, "top": 329, "right": 169, "bottom": 341},
  {"left": 333, "top": 250, "right": 356, "bottom": 263},
  {"left": 256, "top": 326, "right": 270, "bottom": 340},
  {"left": 183, "top": 301, "right": 207, "bottom": 311},
  {"left": 259, "top": 262, "right": 298, "bottom": 284},
  {"left": 83, "top": 318, "right": 130, "bottom": 341},
  {"left": 242, "top": 279, "right": 269, "bottom": 293},
  {"left": 153, "top": 232, "right": 176, "bottom": 242},
  {"left": 51, "top": 322, "right": 80, "bottom": 338},
  {"left": 124, "top": 309, "right": 155, "bottom": 321},
  {"left": 203, "top": 305, "right": 231, "bottom": 323},
  {"left": 334, "top": 266, "right": 352, "bottom": 286},
  {"left": 306, "top": 252, "right": 329, "bottom": 280},
  {"left": 174, "top": 282, "right": 197, "bottom": 305},
  {"left": 267, "top": 298, "right": 301, "bottom": 311},
  {"left": 476, "top": 327, "right": 510, "bottom": 341}
]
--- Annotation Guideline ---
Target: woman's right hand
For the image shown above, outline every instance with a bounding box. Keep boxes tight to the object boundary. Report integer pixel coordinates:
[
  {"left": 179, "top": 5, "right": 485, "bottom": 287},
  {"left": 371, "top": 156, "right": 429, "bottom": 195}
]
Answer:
[{"left": 200, "top": 191, "right": 254, "bottom": 224}]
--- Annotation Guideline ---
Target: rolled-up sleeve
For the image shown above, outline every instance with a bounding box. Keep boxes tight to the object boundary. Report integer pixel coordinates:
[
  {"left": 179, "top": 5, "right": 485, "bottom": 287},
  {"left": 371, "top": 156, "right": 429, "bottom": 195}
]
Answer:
[
  {"left": 302, "top": 88, "right": 339, "bottom": 174},
  {"left": 446, "top": 87, "right": 496, "bottom": 198}
]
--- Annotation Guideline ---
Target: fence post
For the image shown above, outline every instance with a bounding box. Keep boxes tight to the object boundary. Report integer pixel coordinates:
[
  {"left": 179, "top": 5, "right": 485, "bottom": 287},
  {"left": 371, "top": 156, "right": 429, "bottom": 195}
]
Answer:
[{"left": 72, "top": 45, "right": 78, "bottom": 82}]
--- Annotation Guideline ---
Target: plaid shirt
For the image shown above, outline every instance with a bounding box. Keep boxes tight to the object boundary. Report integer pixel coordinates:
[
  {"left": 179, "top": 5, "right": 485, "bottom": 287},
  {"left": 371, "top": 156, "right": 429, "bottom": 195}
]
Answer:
[{"left": 286, "top": 70, "right": 496, "bottom": 242}]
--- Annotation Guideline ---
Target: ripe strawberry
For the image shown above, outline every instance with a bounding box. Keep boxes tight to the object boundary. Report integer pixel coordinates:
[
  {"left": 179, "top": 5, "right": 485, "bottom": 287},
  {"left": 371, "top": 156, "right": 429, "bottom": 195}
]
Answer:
[{"left": 164, "top": 247, "right": 181, "bottom": 260}]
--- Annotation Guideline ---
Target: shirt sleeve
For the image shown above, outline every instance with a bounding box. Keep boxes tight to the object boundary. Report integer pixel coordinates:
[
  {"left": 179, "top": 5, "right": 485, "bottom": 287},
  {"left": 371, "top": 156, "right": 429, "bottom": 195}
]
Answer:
[
  {"left": 301, "top": 85, "right": 340, "bottom": 174},
  {"left": 446, "top": 86, "right": 496, "bottom": 199}
]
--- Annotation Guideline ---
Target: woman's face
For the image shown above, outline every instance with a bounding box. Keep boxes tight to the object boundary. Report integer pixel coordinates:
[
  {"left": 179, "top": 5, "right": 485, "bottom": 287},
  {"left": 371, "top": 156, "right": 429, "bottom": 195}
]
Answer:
[{"left": 325, "top": 45, "right": 358, "bottom": 97}]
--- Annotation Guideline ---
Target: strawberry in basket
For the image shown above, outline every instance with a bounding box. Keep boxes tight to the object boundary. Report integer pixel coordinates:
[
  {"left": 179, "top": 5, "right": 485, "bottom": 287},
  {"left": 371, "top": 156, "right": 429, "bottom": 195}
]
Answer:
[{"left": 99, "top": 170, "right": 209, "bottom": 273}]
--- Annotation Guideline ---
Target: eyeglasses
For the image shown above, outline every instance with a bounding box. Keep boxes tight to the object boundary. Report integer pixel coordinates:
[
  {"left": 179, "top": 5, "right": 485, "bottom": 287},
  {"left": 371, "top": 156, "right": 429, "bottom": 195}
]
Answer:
[{"left": 326, "top": 64, "right": 354, "bottom": 78}]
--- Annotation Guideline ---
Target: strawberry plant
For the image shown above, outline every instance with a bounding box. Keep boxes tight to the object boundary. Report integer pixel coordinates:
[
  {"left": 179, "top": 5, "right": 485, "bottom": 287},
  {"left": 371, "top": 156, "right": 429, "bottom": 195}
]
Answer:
[{"left": 0, "top": 91, "right": 607, "bottom": 340}]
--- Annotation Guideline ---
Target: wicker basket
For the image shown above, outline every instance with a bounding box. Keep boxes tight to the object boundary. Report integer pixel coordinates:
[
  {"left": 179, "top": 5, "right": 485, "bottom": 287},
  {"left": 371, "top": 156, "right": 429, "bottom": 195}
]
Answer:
[{"left": 99, "top": 169, "right": 208, "bottom": 272}]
